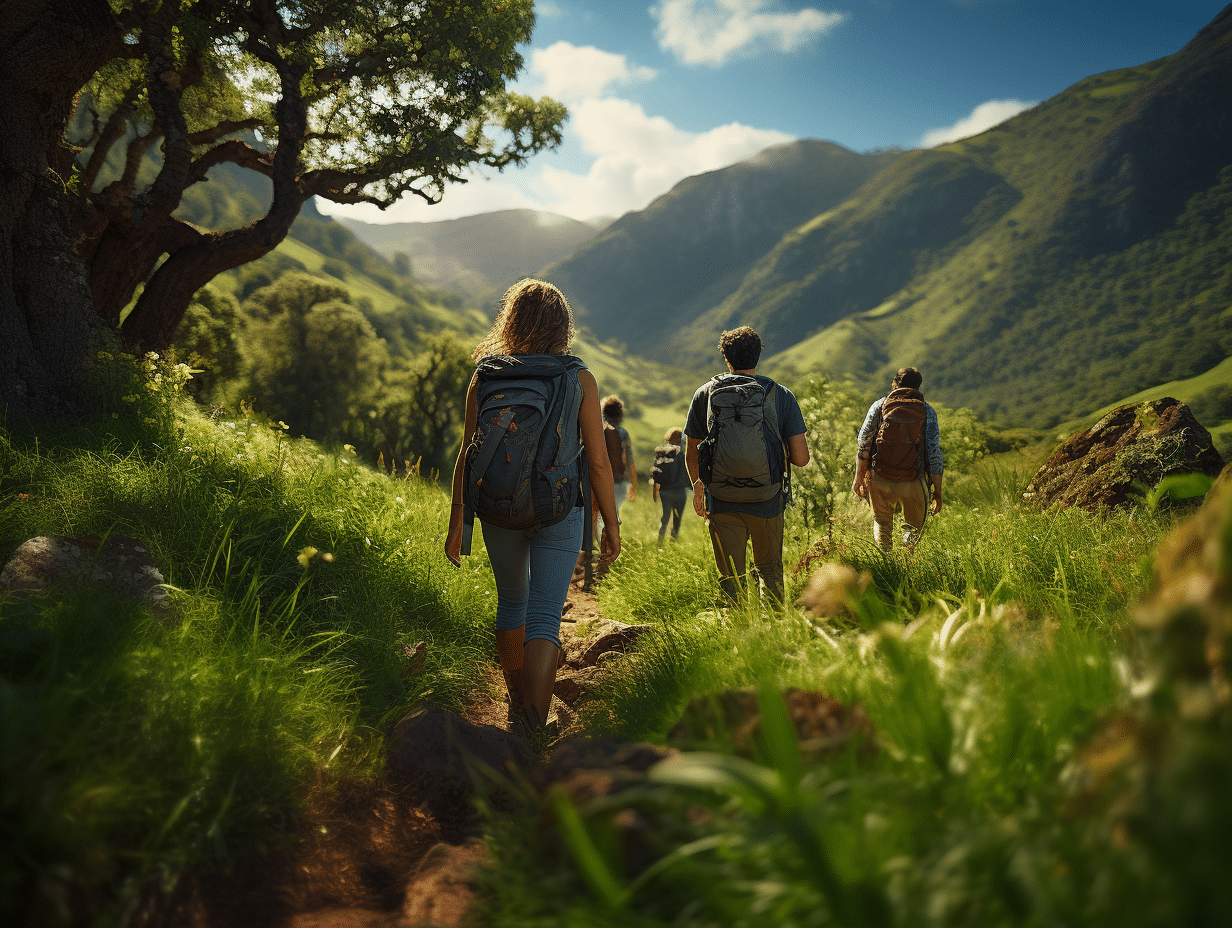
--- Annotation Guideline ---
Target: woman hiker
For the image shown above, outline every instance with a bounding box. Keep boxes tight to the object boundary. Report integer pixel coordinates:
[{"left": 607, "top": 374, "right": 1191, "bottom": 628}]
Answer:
[{"left": 445, "top": 279, "right": 621, "bottom": 734}]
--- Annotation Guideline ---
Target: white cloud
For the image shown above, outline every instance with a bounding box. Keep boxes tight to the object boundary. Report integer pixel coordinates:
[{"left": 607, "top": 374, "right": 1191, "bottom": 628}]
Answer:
[
  {"left": 317, "top": 39, "right": 794, "bottom": 225},
  {"left": 653, "top": 0, "right": 846, "bottom": 67},
  {"left": 530, "top": 42, "right": 657, "bottom": 102},
  {"left": 534, "top": 98, "right": 793, "bottom": 219},
  {"left": 919, "top": 99, "right": 1037, "bottom": 148}
]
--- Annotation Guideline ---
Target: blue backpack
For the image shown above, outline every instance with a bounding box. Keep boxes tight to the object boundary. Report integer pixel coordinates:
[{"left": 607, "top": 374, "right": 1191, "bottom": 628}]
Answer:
[{"left": 460, "top": 354, "right": 590, "bottom": 554}]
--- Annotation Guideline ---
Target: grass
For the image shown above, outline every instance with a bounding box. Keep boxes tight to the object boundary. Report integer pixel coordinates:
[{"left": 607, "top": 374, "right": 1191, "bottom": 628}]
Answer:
[
  {"left": 472, "top": 447, "right": 1226, "bottom": 928},
  {"left": 0, "top": 381, "right": 501, "bottom": 921},
  {"left": 4, "top": 361, "right": 1225, "bottom": 926}
]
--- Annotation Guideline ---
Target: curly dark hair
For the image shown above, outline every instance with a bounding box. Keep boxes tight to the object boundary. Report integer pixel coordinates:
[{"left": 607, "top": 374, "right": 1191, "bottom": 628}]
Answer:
[
  {"left": 893, "top": 367, "right": 923, "bottom": 390},
  {"left": 718, "top": 326, "right": 762, "bottom": 371},
  {"left": 601, "top": 394, "right": 624, "bottom": 425}
]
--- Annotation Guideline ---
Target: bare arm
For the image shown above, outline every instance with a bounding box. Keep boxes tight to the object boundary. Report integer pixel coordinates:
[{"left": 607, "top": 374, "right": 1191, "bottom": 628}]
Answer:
[
  {"left": 444, "top": 373, "right": 480, "bottom": 565},
  {"left": 686, "top": 436, "right": 707, "bottom": 519},
  {"left": 579, "top": 371, "right": 621, "bottom": 563},
  {"left": 787, "top": 432, "right": 809, "bottom": 467}
]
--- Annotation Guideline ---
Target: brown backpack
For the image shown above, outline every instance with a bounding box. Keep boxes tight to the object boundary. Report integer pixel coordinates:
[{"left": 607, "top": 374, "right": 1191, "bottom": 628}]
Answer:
[
  {"left": 604, "top": 422, "right": 627, "bottom": 482},
  {"left": 872, "top": 388, "right": 929, "bottom": 481}
]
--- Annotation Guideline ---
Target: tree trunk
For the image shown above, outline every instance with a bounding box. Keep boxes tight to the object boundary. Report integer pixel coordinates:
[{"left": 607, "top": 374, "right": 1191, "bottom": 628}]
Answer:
[{"left": 0, "top": 0, "right": 119, "bottom": 423}]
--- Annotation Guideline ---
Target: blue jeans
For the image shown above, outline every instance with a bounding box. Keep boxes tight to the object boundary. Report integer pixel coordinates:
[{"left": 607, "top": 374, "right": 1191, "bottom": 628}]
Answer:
[{"left": 481, "top": 507, "right": 584, "bottom": 648}]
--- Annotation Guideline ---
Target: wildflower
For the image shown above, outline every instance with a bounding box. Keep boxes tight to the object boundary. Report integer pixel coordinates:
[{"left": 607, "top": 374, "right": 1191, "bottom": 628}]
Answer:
[
  {"left": 395, "top": 496, "right": 404, "bottom": 503},
  {"left": 145, "top": 351, "right": 159, "bottom": 361},
  {"left": 321, "top": 552, "right": 334, "bottom": 563},
  {"left": 343, "top": 444, "right": 357, "bottom": 455},
  {"left": 297, "top": 546, "right": 318, "bottom": 568}
]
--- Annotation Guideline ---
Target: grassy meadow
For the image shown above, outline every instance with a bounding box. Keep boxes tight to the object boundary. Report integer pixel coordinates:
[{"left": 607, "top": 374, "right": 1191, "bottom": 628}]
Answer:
[{"left": 2, "top": 360, "right": 1229, "bottom": 927}]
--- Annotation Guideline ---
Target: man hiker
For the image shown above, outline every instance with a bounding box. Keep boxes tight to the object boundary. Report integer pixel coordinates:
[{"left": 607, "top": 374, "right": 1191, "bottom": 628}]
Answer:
[
  {"left": 684, "top": 326, "right": 809, "bottom": 604},
  {"left": 852, "top": 366, "right": 944, "bottom": 551}
]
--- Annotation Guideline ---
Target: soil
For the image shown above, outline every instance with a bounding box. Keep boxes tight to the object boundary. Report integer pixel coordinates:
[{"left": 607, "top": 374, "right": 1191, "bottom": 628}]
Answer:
[{"left": 166, "top": 578, "right": 611, "bottom": 928}]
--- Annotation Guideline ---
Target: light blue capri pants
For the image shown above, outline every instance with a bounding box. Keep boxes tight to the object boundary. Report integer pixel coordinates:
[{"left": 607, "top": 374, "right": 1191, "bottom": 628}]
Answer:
[{"left": 480, "top": 506, "right": 584, "bottom": 648}]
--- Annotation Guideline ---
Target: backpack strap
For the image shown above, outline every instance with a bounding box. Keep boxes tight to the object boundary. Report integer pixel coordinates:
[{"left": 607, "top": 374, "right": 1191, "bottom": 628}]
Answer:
[{"left": 459, "top": 407, "right": 513, "bottom": 556}]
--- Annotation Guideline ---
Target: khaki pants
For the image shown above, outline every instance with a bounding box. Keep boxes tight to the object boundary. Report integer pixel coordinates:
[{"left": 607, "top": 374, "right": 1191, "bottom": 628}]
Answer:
[
  {"left": 868, "top": 471, "right": 928, "bottom": 551},
  {"left": 709, "top": 510, "right": 784, "bottom": 604}
]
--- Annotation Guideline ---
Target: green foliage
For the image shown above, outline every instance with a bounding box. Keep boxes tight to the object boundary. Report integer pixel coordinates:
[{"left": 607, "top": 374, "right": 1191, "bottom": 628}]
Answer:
[
  {"left": 172, "top": 285, "right": 243, "bottom": 405},
  {"left": 791, "top": 377, "right": 870, "bottom": 543},
  {"left": 348, "top": 335, "right": 474, "bottom": 479},
  {"left": 0, "top": 393, "right": 498, "bottom": 919}
]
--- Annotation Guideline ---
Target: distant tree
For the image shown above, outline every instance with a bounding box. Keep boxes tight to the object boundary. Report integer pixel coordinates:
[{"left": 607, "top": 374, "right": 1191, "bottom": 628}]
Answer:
[
  {"left": 392, "top": 252, "right": 413, "bottom": 279},
  {"left": 793, "top": 376, "right": 869, "bottom": 544},
  {"left": 1, "top": 0, "right": 565, "bottom": 423},
  {"left": 172, "top": 285, "right": 243, "bottom": 404},
  {"left": 241, "top": 273, "right": 388, "bottom": 438},
  {"left": 354, "top": 335, "right": 472, "bottom": 477}
]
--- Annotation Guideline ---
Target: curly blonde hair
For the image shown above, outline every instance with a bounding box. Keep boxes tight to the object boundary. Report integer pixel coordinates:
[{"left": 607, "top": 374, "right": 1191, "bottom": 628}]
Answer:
[{"left": 472, "top": 278, "right": 574, "bottom": 361}]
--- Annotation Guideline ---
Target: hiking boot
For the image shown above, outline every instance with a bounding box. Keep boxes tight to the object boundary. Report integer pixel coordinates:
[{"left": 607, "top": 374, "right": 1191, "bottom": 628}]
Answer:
[{"left": 504, "top": 667, "right": 525, "bottom": 726}]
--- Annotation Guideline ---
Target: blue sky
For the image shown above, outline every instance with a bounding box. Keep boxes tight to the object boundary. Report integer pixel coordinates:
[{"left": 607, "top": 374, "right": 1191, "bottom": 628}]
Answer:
[{"left": 318, "top": 0, "right": 1226, "bottom": 225}]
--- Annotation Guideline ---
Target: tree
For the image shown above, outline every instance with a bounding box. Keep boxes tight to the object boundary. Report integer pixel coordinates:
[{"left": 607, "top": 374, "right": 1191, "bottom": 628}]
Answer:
[
  {"left": 792, "top": 376, "right": 870, "bottom": 544},
  {"left": 1, "top": 0, "right": 564, "bottom": 422},
  {"left": 351, "top": 334, "right": 472, "bottom": 477},
  {"left": 241, "top": 273, "right": 388, "bottom": 439}
]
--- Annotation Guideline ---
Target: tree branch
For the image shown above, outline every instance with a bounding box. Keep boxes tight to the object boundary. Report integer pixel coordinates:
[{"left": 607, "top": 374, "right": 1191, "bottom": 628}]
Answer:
[
  {"left": 186, "top": 118, "right": 262, "bottom": 147},
  {"left": 79, "top": 80, "right": 142, "bottom": 192}
]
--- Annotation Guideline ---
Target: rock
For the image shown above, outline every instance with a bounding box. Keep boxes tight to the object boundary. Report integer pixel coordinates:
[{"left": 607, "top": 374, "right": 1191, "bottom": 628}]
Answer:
[
  {"left": 552, "top": 666, "right": 605, "bottom": 706},
  {"left": 400, "top": 641, "right": 427, "bottom": 678},
  {"left": 532, "top": 737, "right": 676, "bottom": 803},
  {"left": 560, "top": 618, "right": 652, "bottom": 671},
  {"left": 668, "top": 687, "right": 875, "bottom": 761},
  {"left": 388, "top": 708, "right": 534, "bottom": 789},
  {"left": 0, "top": 534, "right": 168, "bottom": 611},
  {"left": 1023, "top": 398, "right": 1225, "bottom": 511},
  {"left": 400, "top": 839, "right": 488, "bottom": 927}
]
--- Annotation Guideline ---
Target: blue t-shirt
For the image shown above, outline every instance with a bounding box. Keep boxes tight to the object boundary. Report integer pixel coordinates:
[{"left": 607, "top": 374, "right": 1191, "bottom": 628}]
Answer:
[{"left": 684, "top": 374, "right": 807, "bottom": 517}]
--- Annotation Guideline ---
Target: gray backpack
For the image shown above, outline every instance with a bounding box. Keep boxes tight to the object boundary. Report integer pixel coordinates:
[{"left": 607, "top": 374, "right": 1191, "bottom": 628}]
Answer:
[
  {"left": 460, "top": 354, "right": 590, "bottom": 554},
  {"left": 698, "top": 374, "right": 785, "bottom": 504}
]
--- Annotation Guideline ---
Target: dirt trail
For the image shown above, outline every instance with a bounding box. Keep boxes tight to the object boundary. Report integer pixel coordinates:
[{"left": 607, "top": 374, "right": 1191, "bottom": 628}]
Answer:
[{"left": 175, "top": 580, "right": 613, "bottom": 928}]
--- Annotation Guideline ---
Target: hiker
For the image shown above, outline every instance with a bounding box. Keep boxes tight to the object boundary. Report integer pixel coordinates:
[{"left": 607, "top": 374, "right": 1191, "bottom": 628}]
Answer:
[
  {"left": 601, "top": 394, "right": 637, "bottom": 513},
  {"left": 444, "top": 279, "right": 621, "bottom": 735},
  {"left": 650, "top": 426, "right": 689, "bottom": 541},
  {"left": 684, "top": 326, "right": 809, "bottom": 604},
  {"left": 851, "top": 366, "right": 944, "bottom": 551}
]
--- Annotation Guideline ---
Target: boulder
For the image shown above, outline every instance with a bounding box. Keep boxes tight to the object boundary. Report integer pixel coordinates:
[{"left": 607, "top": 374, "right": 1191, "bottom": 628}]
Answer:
[
  {"left": 0, "top": 534, "right": 168, "bottom": 611},
  {"left": 560, "top": 618, "right": 652, "bottom": 671},
  {"left": 1024, "top": 398, "right": 1225, "bottom": 511},
  {"left": 388, "top": 707, "right": 534, "bottom": 789}
]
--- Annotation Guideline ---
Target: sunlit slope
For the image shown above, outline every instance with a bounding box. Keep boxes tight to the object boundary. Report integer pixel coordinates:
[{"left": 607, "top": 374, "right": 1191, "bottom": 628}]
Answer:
[
  {"left": 540, "top": 140, "right": 903, "bottom": 360},
  {"left": 338, "top": 209, "right": 604, "bottom": 301},
  {"left": 762, "top": 8, "right": 1232, "bottom": 428},
  {"left": 178, "top": 166, "right": 490, "bottom": 350}
]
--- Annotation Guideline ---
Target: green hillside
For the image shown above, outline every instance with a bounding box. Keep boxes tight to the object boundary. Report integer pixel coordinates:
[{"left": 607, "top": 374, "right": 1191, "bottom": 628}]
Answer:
[
  {"left": 540, "top": 140, "right": 904, "bottom": 361},
  {"left": 1056, "top": 355, "right": 1232, "bottom": 458},
  {"left": 754, "top": 9, "right": 1232, "bottom": 427},
  {"left": 338, "top": 209, "right": 606, "bottom": 302},
  {"left": 176, "top": 168, "right": 491, "bottom": 349}
]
